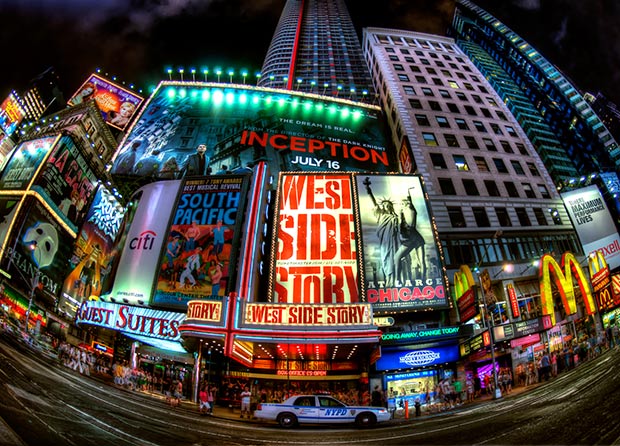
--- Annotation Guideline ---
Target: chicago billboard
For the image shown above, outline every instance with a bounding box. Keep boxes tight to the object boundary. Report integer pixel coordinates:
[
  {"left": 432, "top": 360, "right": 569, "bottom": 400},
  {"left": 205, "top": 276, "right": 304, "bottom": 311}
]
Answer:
[
  {"left": 110, "top": 82, "right": 394, "bottom": 178},
  {"left": 356, "top": 174, "right": 446, "bottom": 312}
]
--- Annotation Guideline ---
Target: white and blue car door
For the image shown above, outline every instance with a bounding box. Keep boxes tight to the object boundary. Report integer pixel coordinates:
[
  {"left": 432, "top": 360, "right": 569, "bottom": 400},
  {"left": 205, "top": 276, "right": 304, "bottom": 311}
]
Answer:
[
  {"left": 290, "top": 396, "right": 319, "bottom": 423},
  {"left": 318, "top": 396, "right": 350, "bottom": 424}
]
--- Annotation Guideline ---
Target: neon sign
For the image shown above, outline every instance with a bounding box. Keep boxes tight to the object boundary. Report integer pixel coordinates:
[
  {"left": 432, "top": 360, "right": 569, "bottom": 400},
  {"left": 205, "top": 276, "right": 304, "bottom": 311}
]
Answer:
[{"left": 539, "top": 252, "right": 596, "bottom": 325}]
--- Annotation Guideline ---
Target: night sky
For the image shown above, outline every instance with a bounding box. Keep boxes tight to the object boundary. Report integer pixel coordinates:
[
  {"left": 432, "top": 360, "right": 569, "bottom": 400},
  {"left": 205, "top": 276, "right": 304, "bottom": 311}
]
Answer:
[{"left": 0, "top": 0, "right": 618, "bottom": 105}]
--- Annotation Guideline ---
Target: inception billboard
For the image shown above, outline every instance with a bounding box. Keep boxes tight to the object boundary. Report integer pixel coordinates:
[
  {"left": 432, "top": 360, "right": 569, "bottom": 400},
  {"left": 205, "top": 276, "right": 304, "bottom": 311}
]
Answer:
[{"left": 110, "top": 82, "right": 395, "bottom": 178}]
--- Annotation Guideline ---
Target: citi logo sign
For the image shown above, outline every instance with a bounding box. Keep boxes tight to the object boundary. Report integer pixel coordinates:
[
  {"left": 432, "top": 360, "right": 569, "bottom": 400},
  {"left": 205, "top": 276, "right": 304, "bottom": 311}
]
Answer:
[
  {"left": 129, "top": 230, "right": 157, "bottom": 250},
  {"left": 400, "top": 350, "right": 440, "bottom": 367}
]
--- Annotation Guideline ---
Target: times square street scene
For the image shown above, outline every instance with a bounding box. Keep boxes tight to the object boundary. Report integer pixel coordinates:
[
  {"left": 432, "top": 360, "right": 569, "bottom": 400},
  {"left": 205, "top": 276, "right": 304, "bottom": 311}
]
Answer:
[{"left": 2, "top": 1, "right": 620, "bottom": 445}]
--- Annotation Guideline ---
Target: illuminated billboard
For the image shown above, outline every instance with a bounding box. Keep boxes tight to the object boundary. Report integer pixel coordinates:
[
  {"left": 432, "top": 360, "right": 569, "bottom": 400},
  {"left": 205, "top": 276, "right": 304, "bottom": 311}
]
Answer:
[
  {"left": 75, "top": 300, "right": 184, "bottom": 343},
  {"left": 102, "top": 181, "right": 181, "bottom": 306},
  {"left": 59, "top": 186, "right": 124, "bottom": 317},
  {"left": 273, "top": 173, "right": 360, "bottom": 304},
  {"left": 32, "top": 135, "right": 98, "bottom": 231},
  {"left": 561, "top": 185, "right": 620, "bottom": 271},
  {"left": 110, "top": 82, "right": 394, "bottom": 178},
  {"left": 152, "top": 175, "right": 249, "bottom": 309},
  {"left": 68, "top": 74, "right": 144, "bottom": 130},
  {"left": 2, "top": 197, "right": 74, "bottom": 307},
  {"left": 0, "top": 195, "right": 21, "bottom": 250},
  {"left": 0, "top": 136, "right": 57, "bottom": 190},
  {"left": 0, "top": 93, "right": 25, "bottom": 137},
  {"left": 356, "top": 174, "right": 446, "bottom": 312}
]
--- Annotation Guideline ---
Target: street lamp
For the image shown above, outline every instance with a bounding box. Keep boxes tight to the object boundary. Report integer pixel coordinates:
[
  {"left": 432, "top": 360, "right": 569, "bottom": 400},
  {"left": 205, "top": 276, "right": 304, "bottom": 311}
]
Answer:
[
  {"left": 23, "top": 241, "right": 41, "bottom": 333},
  {"left": 477, "top": 269, "right": 501, "bottom": 399}
]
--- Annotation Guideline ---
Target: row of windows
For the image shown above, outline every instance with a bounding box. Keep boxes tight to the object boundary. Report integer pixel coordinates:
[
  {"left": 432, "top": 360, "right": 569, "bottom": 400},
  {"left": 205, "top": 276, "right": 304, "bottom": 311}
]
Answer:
[
  {"left": 446, "top": 205, "right": 561, "bottom": 229},
  {"left": 437, "top": 176, "right": 550, "bottom": 199},
  {"left": 421, "top": 131, "right": 524, "bottom": 157},
  {"left": 441, "top": 232, "right": 580, "bottom": 268},
  {"left": 430, "top": 151, "right": 539, "bottom": 176}
]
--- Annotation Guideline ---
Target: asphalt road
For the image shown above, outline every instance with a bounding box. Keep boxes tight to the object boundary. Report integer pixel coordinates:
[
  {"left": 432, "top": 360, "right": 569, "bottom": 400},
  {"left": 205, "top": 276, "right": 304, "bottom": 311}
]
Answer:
[{"left": 1, "top": 334, "right": 619, "bottom": 446}]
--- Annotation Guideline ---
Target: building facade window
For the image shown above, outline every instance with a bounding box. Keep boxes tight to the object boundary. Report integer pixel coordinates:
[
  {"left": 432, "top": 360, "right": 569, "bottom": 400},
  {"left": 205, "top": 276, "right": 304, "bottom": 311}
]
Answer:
[
  {"left": 463, "top": 179, "right": 479, "bottom": 195},
  {"left": 422, "top": 132, "right": 438, "bottom": 146},
  {"left": 473, "top": 207, "right": 490, "bottom": 227},
  {"left": 439, "top": 178, "right": 457, "bottom": 195},
  {"left": 495, "top": 207, "right": 512, "bottom": 226},
  {"left": 430, "top": 153, "right": 447, "bottom": 169},
  {"left": 448, "top": 206, "right": 466, "bottom": 227}
]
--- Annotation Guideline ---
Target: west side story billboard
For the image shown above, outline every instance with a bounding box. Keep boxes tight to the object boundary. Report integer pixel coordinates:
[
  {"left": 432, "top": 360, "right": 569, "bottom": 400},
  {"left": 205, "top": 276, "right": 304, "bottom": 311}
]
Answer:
[{"left": 110, "top": 82, "right": 396, "bottom": 178}]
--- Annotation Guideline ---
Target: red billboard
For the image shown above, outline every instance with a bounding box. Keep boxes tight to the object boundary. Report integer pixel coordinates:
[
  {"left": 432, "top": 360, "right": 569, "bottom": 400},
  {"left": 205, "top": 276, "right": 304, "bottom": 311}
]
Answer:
[
  {"left": 273, "top": 173, "right": 360, "bottom": 304},
  {"left": 68, "top": 74, "right": 144, "bottom": 130},
  {"left": 32, "top": 135, "right": 98, "bottom": 231},
  {"left": 355, "top": 174, "right": 447, "bottom": 312}
]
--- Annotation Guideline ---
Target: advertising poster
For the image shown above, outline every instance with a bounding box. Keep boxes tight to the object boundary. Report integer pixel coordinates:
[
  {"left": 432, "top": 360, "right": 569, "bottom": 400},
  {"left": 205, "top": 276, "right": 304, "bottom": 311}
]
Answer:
[
  {"left": 376, "top": 345, "right": 460, "bottom": 371},
  {"left": 104, "top": 181, "right": 181, "bottom": 306},
  {"left": 274, "top": 173, "right": 359, "bottom": 304},
  {"left": 59, "top": 187, "right": 125, "bottom": 318},
  {"left": 31, "top": 135, "right": 98, "bottom": 231},
  {"left": 0, "top": 136, "right": 57, "bottom": 190},
  {"left": 75, "top": 300, "right": 185, "bottom": 343},
  {"left": 152, "top": 175, "right": 248, "bottom": 309},
  {"left": 562, "top": 185, "right": 620, "bottom": 272},
  {"left": 0, "top": 195, "right": 21, "bottom": 249},
  {"left": 356, "top": 174, "right": 447, "bottom": 312},
  {"left": 2, "top": 197, "right": 74, "bottom": 308},
  {"left": 0, "top": 93, "right": 25, "bottom": 138},
  {"left": 110, "top": 82, "right": 394, "bottom": 179},
  {"left": 67, "top": 73, "right": 144, "bottom": 130}
]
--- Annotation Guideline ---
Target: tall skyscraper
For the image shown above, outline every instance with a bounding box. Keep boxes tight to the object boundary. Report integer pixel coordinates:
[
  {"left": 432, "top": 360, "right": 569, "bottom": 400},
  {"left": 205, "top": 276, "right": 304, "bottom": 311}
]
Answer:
[
  {"left": 449, "top": 0, "right": 620, "bottom": 185},
  {"left": 363, "top": 28, "right": 581, "bottom": 302},
  {"left": 258, "top": 0, "right": 375, "bottom": 99}
]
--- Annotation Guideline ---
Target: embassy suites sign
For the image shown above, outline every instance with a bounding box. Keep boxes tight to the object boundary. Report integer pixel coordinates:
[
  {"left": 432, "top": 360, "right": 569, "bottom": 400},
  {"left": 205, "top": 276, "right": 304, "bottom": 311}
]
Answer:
[{"left": 380, "top": 325, "right": 473, "bottom": 345}]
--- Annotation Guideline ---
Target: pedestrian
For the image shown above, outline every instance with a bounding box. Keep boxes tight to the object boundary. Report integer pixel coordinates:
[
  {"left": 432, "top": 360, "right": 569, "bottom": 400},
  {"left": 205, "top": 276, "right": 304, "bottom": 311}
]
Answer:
[
  {"left": 199, "top": 384, "right": 210, "bottom": 415},
  {"left": 173, "top": 379, "right": 183, "bottom": 407},
  {"left": 371, "top": 385, "right": 383, "bottom": 407},
  {"left": 207, "top": 384, "right": 216, "bottom": 415},
  {"left": 240, "top": 386, "right": 252, "bottom": 419}
]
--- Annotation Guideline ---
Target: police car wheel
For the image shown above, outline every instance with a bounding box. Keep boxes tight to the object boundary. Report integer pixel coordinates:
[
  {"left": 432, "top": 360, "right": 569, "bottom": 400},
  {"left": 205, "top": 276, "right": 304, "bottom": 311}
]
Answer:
[
  {"left": 277, "top": 412, "right": 298, "bottom": 428},
  {"left": 355, "top": 412, "right": 376, "bottom": 428}
]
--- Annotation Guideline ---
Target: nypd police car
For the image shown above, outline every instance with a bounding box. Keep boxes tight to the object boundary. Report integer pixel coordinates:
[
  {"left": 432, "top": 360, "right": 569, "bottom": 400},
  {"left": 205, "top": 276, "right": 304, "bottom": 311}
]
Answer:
[{"left": 253, "top": 394, "right": 391, "bottom": 428}]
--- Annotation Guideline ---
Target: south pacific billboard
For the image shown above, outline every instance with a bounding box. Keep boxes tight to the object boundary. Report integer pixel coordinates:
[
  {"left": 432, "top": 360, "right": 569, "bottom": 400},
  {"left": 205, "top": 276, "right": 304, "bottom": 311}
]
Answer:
[
  {"left": 273, "top": 173, "right": 359, "bottom": 304},
  {"left": 356, "top": 174, "right": 446, "bottom": 312},
  {"left": 59, "top": 186, "right": 125, "bottom": 317},
  {"left": 110, "top": 82, "right": 395, "bottom": 179},
  {"left": 67, "top": 73, "right": 144, "bottom": 131},
  {"left": 561, "top": 185, "right": 620, "bottom": 272},
  {"left": 152, "top": 174, "right": 249, "bottom": 309}
]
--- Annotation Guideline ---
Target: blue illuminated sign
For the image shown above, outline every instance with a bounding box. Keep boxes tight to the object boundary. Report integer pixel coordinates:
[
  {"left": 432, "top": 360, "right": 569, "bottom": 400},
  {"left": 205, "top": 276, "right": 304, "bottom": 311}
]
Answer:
[{"left": 376, "top": 345, "right": 460, "bottom": 371}]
